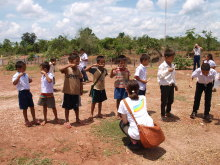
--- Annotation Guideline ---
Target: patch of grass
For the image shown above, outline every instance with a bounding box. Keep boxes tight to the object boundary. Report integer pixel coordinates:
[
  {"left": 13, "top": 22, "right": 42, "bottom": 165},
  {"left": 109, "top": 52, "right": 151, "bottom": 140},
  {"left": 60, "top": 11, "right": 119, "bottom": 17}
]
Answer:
[
  {"left": 10, "top": 157, "right": 53, "bottom": 165},
  {"left": 26, "top": 65, "right": 40, "bottom": 71},
  {"left": 92, "top": 119, "right": 125, "bottom": 146},
  {"left": 103, "top": 149, "right": 120, "bottom": 157},
  {"left": 60, "top": 146, "right": 71, "bottom": 153},
  {"left": 0, "top": 95, "right": 17, "bottom": 100},
  {"left": 175, "top": 95, "right": 187, "bottom": 102}
]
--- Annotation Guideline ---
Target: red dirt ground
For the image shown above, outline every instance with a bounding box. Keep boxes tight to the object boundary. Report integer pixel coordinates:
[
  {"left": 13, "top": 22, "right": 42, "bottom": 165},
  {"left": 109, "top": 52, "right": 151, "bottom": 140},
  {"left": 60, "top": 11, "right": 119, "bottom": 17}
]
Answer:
[{"left": 0, "top": 61, "right": 220, "bottom": 165}]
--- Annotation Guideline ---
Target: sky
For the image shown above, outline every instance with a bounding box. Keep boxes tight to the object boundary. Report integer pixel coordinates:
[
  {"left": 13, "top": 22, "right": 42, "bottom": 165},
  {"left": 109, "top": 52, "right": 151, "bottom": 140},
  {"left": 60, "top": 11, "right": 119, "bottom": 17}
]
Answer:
[{"left": 0, "top": 0, "right": 220, "bottom": 42}]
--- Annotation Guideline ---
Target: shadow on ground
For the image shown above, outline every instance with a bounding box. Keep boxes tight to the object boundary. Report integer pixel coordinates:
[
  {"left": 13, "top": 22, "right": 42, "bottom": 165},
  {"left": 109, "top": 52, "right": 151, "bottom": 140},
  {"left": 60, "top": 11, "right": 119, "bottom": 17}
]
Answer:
[{"left": 122, "top": 137, "right": 166, "bottom": 161}]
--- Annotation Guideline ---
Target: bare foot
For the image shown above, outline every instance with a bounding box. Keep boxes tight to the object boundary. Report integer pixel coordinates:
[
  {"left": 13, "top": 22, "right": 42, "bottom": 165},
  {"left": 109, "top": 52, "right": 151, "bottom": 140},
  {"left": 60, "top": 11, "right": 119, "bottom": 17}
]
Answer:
[
  {"left": 76, "top": 119, "right": 84, "bottom": 125},
  {"left": 97, "top": 114, "right": 103, "bottom": 118},
  {"left": 24, "top": 121, "right": 32, "bottom": 127},
  {"left": 88, "top": 115, "right": 94, "bottom": 121},
  {"left": 32, "top": 119, "right": 40, "bottom": 125},
  {"left": 41, "top": 120, "right": 47, "bottom": 126},
  {"left": 53, "top": 118, "right": 61, "bottom": 124},
  {"left": 64, "top": 122, "right": 72, "bottom": 129}
]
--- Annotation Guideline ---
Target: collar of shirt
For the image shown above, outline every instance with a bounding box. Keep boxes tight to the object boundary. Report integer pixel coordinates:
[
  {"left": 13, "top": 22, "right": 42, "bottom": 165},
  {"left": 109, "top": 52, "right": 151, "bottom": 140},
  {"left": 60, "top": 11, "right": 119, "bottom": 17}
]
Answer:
[{"left": 140, "top": 64, "right": 146, "bottom": 69}]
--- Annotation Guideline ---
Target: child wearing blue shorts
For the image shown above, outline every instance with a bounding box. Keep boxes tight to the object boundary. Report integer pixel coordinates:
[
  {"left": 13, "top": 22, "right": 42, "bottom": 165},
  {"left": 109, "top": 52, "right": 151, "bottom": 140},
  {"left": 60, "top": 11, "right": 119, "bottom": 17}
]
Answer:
[
  {"left": 110, "top": 55, "right": 130, "bottom": 117},
  {"left": 12, "top": 61, "right": 39, "bottom": 127}
]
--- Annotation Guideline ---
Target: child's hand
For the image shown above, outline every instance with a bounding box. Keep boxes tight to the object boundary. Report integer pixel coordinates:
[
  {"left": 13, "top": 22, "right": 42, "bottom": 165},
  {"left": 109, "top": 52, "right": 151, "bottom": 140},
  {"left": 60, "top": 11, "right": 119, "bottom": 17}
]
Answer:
[
  {"left": 174, "top": 85, "right": 178, "bottom": 91},
  {"left": 69, "top": 64, "right": 76, "bottom": 68},
  {"left": 41, "top": 71, "right": 46, "bottom": 75},
  {"left": 168, "top": 68, "right": 174, "bottom": 72},
  {"left": 18, "top": 72, "right": 25, "bottom": 77}
]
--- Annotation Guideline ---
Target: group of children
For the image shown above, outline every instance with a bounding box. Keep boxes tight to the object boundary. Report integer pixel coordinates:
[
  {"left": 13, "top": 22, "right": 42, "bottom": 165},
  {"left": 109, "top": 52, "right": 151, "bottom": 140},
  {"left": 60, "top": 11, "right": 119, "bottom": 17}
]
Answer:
[{"left": 12, "top": 48, "right": 218, "bottom": 127}]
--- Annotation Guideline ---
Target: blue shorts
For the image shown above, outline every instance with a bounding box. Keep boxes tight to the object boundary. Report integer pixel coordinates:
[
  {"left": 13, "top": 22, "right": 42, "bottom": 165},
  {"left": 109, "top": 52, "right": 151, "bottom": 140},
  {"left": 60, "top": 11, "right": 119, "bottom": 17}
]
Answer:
[
  {"left": 62, "top": 94, "right": 79, "bottom": 110},
  {"left": 18, "top": 90, "right": 34, "bottom": 110},
  {"left": 114, "top": 88, "right": 128, "bottom": 100}
]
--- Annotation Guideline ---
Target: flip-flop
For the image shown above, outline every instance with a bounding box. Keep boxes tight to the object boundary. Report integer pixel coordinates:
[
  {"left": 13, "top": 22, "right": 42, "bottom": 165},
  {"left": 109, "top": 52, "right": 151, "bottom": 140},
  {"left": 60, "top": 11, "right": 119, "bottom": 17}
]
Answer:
[
  {"left": 32, "top": 119, "right": 41, "bottom": 125},
  {"left": 64, "top": 122, "right": 72, "bottom": 129},
  {"left": 24, "top": 121, "right": 32, "bottom": 127}
]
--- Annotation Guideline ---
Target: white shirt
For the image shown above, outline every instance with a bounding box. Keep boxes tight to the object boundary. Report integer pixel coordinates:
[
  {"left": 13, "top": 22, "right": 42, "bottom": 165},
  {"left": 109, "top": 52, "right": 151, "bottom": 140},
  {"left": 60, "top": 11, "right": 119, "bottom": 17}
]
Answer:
[
  {"left": 157, "top": 61, "right": 176, "bottom": 86},
  {"left": 12, "top": 72, "right": 30, "bottom": 91},
  {"left": 134, "top": 64, "right": 147, "bottom": 90},
  {"left": 49, "top": 62, "right": 55, "bottom": 76},
  {"left": 204, "top": 60, "right": 216, "bottom": 68},
  {"left": 41, "top": 73, "right": 54, "bottom": 93},
  {"left": 79, "top": 53, "right": 88, "bottom": 68},
  {"left": 118, "top": 96, "right": 154, "bottom": 140},
  {"left": 192, "top": 68, "right": 217, "bottom": 84},
  {"left": 193, "top": 48, "right": 201, "bottom": 56}
]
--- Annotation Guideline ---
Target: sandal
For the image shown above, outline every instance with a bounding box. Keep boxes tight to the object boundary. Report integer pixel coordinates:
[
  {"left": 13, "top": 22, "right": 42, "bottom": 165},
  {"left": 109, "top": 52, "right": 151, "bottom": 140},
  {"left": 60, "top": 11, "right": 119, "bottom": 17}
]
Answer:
[
  {"left": 24, "top": 121, "right": 32, "bottom": 127},
  {"left": 64, "top": 122, "right": 72, "bottom": 129}
]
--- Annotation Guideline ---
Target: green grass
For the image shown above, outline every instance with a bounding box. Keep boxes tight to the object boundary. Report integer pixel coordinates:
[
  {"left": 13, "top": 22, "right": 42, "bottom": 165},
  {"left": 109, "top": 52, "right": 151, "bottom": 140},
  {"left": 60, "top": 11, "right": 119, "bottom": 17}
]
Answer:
[
  {"left": 26, "top": 65, "right": 40, "bottom": 71},
  {"left": 92, "top": 119, "right": 125, "bottom": 146},
  {"left": 175, "top": 95, "right": 187, "bottom": 102},
  {"left": 10, "top": 157, "right": 52, "bottom": 165}
]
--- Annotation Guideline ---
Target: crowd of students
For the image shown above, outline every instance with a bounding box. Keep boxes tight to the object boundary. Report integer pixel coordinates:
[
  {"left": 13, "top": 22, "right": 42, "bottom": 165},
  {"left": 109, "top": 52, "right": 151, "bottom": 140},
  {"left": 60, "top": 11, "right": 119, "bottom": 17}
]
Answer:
[{"left": 12, "top": 47, "right": 218, "bottom": 149}]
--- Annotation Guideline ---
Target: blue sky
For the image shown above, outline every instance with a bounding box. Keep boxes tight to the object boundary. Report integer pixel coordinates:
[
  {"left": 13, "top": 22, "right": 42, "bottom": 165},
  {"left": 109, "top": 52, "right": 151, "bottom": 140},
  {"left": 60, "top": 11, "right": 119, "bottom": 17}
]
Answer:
[{"left": 0, "top": 0, "right": 220, "bottom": 42}]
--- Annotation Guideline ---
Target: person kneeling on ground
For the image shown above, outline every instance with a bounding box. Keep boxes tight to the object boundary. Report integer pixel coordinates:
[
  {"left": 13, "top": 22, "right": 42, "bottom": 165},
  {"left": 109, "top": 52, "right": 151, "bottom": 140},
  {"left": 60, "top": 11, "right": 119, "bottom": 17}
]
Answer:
[{"left": 118, "top": 80, "right": 154, "bottom": 150}]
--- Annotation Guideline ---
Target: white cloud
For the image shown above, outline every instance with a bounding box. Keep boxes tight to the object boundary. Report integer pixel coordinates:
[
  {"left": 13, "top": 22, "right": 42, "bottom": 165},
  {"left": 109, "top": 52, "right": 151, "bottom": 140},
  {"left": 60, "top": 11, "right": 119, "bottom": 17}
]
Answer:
[
  {"left": 157, "top": 0, "right": 177, "bottom": 9},
  {"left": 16, "top": 0, "right": 48, "bottom": 18},
  {"left": 0, "top": 21, "right": 21, "bottom": 40},
  {"left": 180, "top": 0, "right": 206, "bottom": 15},
  {"left": 56, "top": 18, "right": 70, "bottom": 28},
  {"left": 136, "top": 0, "right": 154, "bottom": 11},
  {"left": 32, "top": 23, "right": 47, "bottom": 38},
  {"left": 6, "top": 14, "right": 16, "bottom": 18}
]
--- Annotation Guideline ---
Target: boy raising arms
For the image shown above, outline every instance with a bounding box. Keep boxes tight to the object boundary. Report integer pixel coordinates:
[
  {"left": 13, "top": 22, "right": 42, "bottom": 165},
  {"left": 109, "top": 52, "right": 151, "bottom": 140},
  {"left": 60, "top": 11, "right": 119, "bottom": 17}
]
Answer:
[
  {"left": 190, "top": 63, "right": 217, "bottom": 122},
  {"left": 157, "top": 48, "right": 178, "bottom": 120},
  {"left": 12, "top": 61, "right": 39, "bottom": 127},
  {"left": 60, "top": 54, "right": 83, "bottom": 128},
  {"left": 110, "top": 55, "right": 130, "bottom": 117},
  {"left": 85, "top": 56, "right": 108, "bottom": 120},
  {"left": 134, "top": 54, "right": 150, "bottom": 95}
]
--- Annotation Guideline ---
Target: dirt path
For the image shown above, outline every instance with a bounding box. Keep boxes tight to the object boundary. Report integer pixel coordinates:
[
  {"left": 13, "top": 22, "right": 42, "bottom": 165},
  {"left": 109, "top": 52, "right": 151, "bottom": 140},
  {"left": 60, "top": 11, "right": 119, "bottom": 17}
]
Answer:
[{"left": 0, "top": 65, "right": 220, "bottom": 165}]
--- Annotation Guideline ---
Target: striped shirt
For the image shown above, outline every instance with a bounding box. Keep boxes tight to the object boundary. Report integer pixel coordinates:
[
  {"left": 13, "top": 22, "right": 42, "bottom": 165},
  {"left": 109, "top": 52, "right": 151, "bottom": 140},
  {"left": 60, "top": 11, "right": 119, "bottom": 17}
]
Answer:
[{"left": 113, "top": 67, "right": 130, "bottom": 88}]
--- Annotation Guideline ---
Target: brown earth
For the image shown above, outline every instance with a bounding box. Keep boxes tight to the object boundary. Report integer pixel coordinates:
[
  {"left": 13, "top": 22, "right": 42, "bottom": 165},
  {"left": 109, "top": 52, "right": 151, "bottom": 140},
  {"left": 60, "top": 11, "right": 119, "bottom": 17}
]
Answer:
[{"left": 0, "top": 61, "right": 220, "bottom": 165}]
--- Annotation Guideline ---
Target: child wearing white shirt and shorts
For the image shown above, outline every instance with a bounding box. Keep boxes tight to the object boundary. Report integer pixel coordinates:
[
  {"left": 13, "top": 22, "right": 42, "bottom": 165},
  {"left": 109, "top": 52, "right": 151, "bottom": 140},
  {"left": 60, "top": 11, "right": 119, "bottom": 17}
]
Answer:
[{"left": 38, "top": 62, "right": 59, "bottom": 125}]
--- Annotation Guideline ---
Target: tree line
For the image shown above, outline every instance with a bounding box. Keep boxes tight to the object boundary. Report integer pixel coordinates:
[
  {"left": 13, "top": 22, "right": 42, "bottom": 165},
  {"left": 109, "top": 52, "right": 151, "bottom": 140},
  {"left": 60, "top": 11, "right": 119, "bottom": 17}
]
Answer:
[{"left": 0, "top": 27, "right": 219, "bottom": 60}]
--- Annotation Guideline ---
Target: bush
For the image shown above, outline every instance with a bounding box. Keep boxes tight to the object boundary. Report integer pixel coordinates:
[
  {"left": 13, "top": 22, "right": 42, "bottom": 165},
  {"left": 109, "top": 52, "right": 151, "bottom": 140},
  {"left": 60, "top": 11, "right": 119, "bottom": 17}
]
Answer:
[
  {"left": 5, "top": 60, "right": 15, "bottom": 71},
  {"left": 27, "top": 53, "right": 35, "bottom": 61},
  {"left": 174, "top": 54, "right": 193, "bottom": 70}
]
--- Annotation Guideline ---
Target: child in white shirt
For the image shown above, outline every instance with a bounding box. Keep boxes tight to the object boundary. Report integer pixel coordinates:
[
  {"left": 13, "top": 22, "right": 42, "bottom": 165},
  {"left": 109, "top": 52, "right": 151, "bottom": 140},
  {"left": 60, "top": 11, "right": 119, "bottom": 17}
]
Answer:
[
  {"left": 38, "top": 62, "right": 59, "bottom": 125},
  {"left": 134, "top": 54, "right": 150, "bottom": 95},
  {"left": 157, "top": 48, "right": 178, "bottom": 120}
]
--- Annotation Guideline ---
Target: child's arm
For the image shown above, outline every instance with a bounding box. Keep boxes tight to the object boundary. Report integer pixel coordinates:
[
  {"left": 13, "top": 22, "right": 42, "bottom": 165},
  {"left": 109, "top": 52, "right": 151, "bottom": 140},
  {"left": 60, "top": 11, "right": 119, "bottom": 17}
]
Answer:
[
  {"left": 59, "top": 64, "right": 76, "bottom": 73},
  {"left": 121, "top": 114, "right": 128, "bottom": 125},
  {"left": 41, "top": 71, "right": 53, "bottom": 83},
  {"left": 12, "top": 73, "right": 24, "bottom": 85},
  {"left": 80, "top": 81, "right": 83, "bottom": 95},
  {"left": 84, "top": 64, "right": 99, "bottom": 72},
  {"left": 134, "top": 76, "right": 148, "bottom": 84},
  {"left": 110, "top": 68, "right": 117, "bottom": 78},
  {"left": 29, "top": 76, "right": 33, "bottom": 83}
]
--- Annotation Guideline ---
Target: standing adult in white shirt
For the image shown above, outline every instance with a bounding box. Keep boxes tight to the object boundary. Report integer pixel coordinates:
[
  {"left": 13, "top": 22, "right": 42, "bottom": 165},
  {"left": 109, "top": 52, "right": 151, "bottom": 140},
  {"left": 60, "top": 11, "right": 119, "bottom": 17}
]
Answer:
[
  {"left": 193, "top": 44, "right": 203, "bottom": 71},
  {"left": 157, "top": 48, "right": 178, "bottom": 120},
  {"left": 79, "top": 48, "right": 89, "bottom": 82}
]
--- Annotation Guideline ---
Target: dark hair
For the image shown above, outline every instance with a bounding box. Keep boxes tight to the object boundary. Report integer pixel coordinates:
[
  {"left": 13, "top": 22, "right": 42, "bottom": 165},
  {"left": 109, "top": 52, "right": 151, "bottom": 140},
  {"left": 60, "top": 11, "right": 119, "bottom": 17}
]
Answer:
[
  {"left": 80, "top": 48, "right": 85, "bottom": 52},
  {"left": 40, "top": 61, "right": 50, "bottom": 71},
  {"left": 96, "top": 55, "right": 105, "bottom": 63},
  {"left": 50, "top": 58, "right": 56, "bottom": 62},
  {"left": 207, "top": 54, "right": 214, "bottom": 61},
  {"left": 68, "top": 54, "right": 79, "bottom": 61},
  {"left": 117, "top": 55, "right": 127, "bottom": 63},
  {"left": 201, "top": 63, "right": 210, "bottom": 71},
  {"left": 126, "top": 80, "right": 139, "bottom": 100},
  {"left": 15, "top": 61, "right": 26, "bottom": 69},
  {"left": 164, "top": 48, "right": 175, "bottom": 57},
  {"left": 140, "top": 54, "right": 150, "bottom": 63}
]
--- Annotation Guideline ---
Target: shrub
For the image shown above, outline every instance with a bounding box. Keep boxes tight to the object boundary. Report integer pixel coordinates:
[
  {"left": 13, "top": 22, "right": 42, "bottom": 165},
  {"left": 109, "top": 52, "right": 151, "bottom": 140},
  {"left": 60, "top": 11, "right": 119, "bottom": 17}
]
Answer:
[
  {"left": 5, "top": 60, "right": 15, "bottom": 71},
  {"left": 27, "top": 53, "right": 35, "bottom": 61},
  {"left": 174, "top": 54, "right": 193, "bottom": 70}
]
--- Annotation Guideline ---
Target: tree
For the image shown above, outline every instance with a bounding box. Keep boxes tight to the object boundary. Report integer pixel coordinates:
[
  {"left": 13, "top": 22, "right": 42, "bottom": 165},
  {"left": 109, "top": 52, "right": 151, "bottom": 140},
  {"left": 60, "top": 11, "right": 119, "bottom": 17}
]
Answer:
[
  {"left": 21, "top": 32, "right": 37, "bottom": 46},
  {"left": 76, "top": 27, "right": 99, "bottom": 55},
  {"left": 202, "top": 30, "right": 216, "bottom": 51}
]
